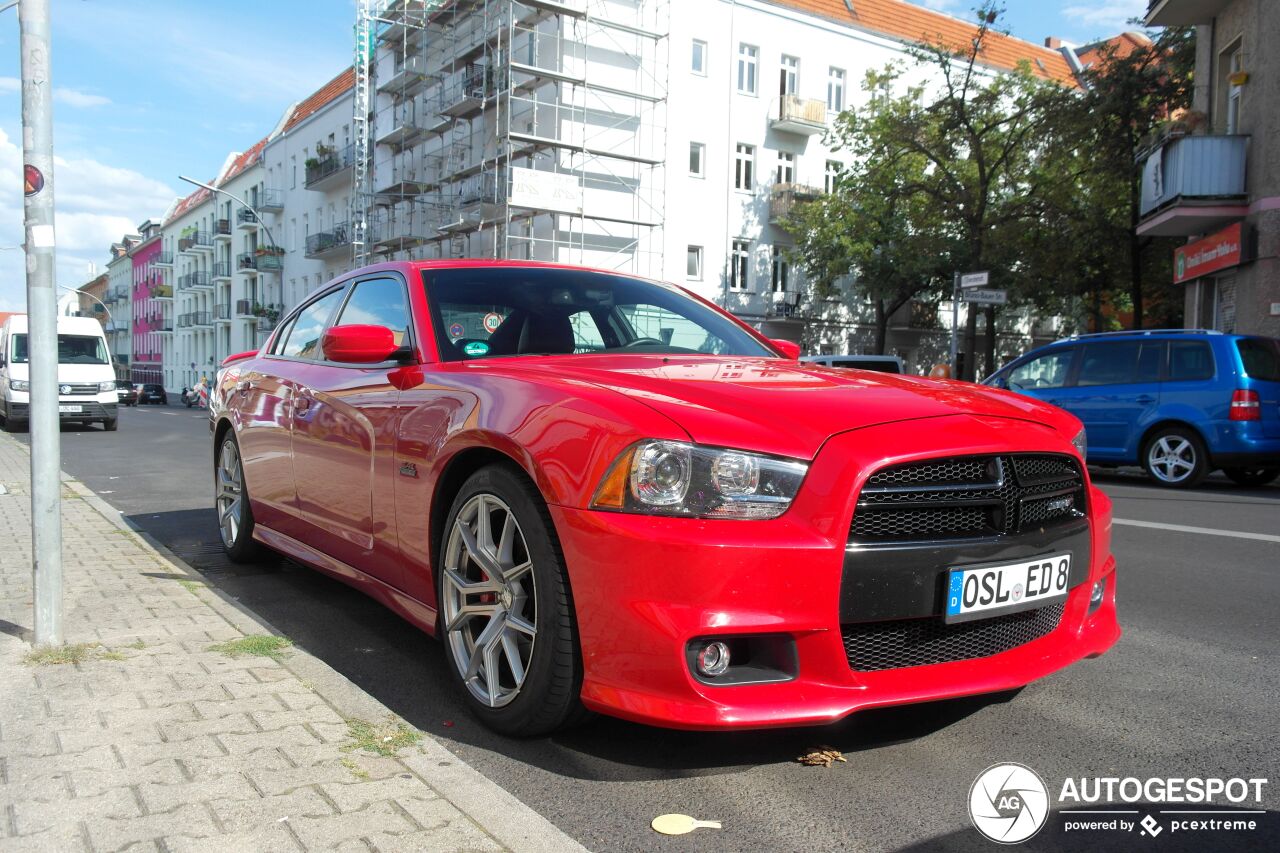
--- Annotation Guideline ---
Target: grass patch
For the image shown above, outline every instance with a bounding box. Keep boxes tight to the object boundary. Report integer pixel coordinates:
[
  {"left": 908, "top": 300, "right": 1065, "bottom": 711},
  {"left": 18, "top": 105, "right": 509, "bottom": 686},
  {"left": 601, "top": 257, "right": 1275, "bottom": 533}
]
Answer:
[
  {"left": 128, "top": 639, "right": 147, "bottom": 649},
  {"left": 340, "top": 718, "right": 422, "bottom": 758},
  {"left": 23, "top": 642, "right": 125, "bottom": 666},
  {"left": 340, "top": 757, "right": 370, "bottom": 780},
  {"left": 207, "top": 634, "right": 292, "bottom": 661},
  {"left": 178, "top": 579, "right": 205, "bottom": 594}
]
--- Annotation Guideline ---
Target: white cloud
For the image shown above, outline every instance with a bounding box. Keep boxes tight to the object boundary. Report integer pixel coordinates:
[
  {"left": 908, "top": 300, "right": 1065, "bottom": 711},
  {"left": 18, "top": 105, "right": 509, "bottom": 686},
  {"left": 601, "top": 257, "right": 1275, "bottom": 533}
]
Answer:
[
  {"left": 0, "top": 127, "right": 176, "bottom": 312},
  {"left": 54, "top": 88, "right": 111, "bottom": 108},
  {"left": 0, "top": 77, "right": 19, "bottom": 94},
  {"left": 1063, "top": 1, "right": 1148, "bottom": 33}
]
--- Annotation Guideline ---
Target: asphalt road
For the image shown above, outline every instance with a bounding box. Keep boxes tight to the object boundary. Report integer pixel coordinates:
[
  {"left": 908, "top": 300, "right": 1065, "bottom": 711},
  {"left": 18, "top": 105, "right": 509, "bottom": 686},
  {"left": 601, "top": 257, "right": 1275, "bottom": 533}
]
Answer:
[{"left": 16, "top": 406, "right": 1280, "bottom": 852}]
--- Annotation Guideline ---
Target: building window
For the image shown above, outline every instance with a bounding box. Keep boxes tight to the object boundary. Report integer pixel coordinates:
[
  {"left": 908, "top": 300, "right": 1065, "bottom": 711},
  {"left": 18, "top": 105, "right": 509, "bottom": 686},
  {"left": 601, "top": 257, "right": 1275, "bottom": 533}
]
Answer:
[
  {"left": 290, "top": 156, "right": 297, "bottom": 189},
  {"left": 692, "top": 39, "right": 707, "bottom": 75},
  {"left": 737, "top": 43, "right": 758, "bottom": 95},
  {"left": 1226, "top": 48, "right": 1243, "bottom": 134},
  {"left": 687, "top": 245, "right": 703, "bottom": 280},
  {"left": 776, "top": 151, "right": 794, "bottom": 184},
  {"left": 779, "top": 55, "right": 798, "bottom": 97},
  {"left": 771, "top": 247, "right": 789, "bottom": 293},
  {"left": 734, "top": 144, "right": 754, "bottom": 190},
  {"left": 689, "top": 142, "right": 705, "bottom": 177},
  {"left": 827, "top": 67, "right": 845, "bottom": 112},
  {"left": 825, "top": 160, "right": 841, "bottom": 194},
  {"left": 730, "top": 240, "right": 750, "bottom": 291}
]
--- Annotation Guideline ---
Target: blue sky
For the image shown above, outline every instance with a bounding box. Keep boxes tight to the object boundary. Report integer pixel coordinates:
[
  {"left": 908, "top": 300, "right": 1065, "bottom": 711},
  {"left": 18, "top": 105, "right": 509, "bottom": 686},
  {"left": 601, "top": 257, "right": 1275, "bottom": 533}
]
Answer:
[{"left": 0, "top": 0, "right": 1149, "bottom": 311}]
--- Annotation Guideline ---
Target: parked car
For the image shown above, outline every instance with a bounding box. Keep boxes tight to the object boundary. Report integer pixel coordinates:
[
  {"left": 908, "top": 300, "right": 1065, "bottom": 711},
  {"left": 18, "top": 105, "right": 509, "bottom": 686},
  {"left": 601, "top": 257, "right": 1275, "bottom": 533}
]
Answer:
[
  {"left": 211, "top": 261, "right": 1118, "bottom": 736},
  {"left": 985, "top": 330, "right": 1280, "bottom": 487},
  {"left": 0, "top": 314, "right": 118, "bottom": 431},
  {"left": 115, "top": 380, "right": 138, "bottom": 406},
  {"left": 137, "top": 383, "right": 168, "bottom": 405},
  {"left": 800, "top": 354, "right": 905, "bottom": 374}
]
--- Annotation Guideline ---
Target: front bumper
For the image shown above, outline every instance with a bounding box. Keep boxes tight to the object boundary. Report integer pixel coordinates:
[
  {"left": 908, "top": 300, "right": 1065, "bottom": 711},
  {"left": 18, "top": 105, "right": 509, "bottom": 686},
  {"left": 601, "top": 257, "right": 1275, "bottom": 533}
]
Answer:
[
  {"left": 6, "top": 398, "right": 117, "bottom": 421},
  {"left": 551, "top": 417, "right": 1121, "bottom": 730}
]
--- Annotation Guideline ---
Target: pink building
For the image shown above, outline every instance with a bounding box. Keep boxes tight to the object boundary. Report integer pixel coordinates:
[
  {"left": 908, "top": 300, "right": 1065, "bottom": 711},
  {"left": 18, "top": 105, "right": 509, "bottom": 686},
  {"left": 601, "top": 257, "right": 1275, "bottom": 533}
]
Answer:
[{"left": 129, "top": 220, "right": 167, "bottom": 384}]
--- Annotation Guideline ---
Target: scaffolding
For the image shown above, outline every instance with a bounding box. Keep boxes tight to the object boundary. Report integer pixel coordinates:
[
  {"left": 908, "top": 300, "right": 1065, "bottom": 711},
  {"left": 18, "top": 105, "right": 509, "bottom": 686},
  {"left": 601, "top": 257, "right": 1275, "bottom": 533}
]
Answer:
[{"left": 359, "top": 0, "right": 668, "bottom": 277}]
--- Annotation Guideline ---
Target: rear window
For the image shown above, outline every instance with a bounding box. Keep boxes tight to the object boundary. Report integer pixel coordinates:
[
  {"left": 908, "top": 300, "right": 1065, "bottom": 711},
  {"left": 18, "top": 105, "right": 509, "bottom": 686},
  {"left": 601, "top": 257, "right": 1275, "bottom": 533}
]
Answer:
[
  {"left": 1168, "top": 341, "right": 1214, "bottom": 381},
  {"left": 1237, "top": 337, "right": 1280, "bottom": 382}
]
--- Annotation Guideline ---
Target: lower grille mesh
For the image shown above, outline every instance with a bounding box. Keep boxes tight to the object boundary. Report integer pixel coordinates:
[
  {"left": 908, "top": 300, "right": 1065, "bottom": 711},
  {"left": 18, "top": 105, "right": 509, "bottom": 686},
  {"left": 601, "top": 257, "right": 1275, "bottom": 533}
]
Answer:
[{"left": 841, "top": 603, "right": 1065, "bottom": 671}]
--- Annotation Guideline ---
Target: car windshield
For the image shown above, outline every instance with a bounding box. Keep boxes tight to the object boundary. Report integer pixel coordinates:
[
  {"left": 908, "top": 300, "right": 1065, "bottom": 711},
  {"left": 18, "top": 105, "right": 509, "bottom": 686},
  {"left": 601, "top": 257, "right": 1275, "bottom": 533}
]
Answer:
[
  {"left": 423, "top": 267, "right": 774, "bottom": 361},
  {"left": 1237, "top": 337, "right": 1280, "bottom": 382},
  {"left": 11, "top": 333, "right": 109, "bottom": 365}
]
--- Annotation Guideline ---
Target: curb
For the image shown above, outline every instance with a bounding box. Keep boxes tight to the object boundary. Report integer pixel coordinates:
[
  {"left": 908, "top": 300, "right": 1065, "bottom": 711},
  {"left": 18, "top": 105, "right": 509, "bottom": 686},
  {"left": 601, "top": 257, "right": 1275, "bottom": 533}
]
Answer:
[{"left": 8, "top": 436, "right": 588, "bottom": 853}]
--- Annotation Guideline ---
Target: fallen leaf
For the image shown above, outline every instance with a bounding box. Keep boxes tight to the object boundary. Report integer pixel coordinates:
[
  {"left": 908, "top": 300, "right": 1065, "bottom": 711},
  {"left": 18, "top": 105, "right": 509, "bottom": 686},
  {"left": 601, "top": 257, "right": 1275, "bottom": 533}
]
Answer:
[{"left": 797, "top": 745, "right": 847, "bottom": 768}]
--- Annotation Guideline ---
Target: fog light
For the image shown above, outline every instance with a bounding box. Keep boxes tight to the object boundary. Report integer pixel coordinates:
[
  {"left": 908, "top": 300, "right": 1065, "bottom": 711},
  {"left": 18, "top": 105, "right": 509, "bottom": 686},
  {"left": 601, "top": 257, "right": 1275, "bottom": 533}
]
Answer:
[
  {"left": 696, "top": 641, "right": 731, "bottom": 677},
  {"left": 1088, "top": 577, "right": 1107, "bottom": 613}
]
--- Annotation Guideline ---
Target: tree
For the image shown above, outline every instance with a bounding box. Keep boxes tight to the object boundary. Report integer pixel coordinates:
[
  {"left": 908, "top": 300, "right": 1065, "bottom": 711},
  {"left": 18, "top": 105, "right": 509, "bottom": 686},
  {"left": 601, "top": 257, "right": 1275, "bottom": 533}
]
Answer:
[{"left": 786, "top": 5, "right": 1080, "bottom": 378}]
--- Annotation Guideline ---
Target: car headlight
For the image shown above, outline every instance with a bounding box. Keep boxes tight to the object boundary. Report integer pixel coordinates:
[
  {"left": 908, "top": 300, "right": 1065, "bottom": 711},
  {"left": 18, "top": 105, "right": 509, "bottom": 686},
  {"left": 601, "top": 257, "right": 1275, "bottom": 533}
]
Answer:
[
  {"left": 99, "top": 380, "right": 116, "bottom": 392},
  {"left": 591, "top": 440, "right": 808, "bottom": 519},
  {"left": 8, "top": 379, "right": 29, "bottom": 392},
  {"left": 1071, "top": 428, "right": 1087, "bottom": 459}
]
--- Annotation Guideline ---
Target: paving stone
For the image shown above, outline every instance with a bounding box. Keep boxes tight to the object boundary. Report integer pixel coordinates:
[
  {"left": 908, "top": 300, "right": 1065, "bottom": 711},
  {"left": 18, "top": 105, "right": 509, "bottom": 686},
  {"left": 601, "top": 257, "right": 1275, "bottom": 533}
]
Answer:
[
  {"left": 209, "top": 788, "right": 335, "bottom": 833},
  {"left": 13, "top": 786, "right": 139, "bottom": 835},
  {"left": 84, "top": 803, "right": 219, "bottom": 852}
]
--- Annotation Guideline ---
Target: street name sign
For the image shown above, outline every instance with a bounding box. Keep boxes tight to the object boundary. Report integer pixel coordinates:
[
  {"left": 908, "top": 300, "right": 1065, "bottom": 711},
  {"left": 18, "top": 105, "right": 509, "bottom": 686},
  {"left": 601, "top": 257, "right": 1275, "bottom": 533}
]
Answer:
[
  {"left": 959, "top": 271, "right": 990, "bottom": 289},
  {"left": 962, "top": 288, "right": 1007, "bottom": 305}
]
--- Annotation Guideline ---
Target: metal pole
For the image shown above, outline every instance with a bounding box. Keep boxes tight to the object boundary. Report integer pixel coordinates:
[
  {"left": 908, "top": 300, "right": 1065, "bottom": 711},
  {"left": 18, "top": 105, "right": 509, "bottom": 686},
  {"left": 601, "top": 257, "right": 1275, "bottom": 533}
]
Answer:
[
  {"left": 949, "top": 272, "right": 959, "bottom": 377},
  {"left": 19, "top": 0, "right": 62, "bottom": 647}
]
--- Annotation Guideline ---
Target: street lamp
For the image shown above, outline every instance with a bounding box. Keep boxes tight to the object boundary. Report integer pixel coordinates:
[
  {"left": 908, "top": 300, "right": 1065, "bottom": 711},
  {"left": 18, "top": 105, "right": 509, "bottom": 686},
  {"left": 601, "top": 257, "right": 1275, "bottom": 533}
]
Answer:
[{"left": 177, "top": 175, "right": 278, "bottom": 250}]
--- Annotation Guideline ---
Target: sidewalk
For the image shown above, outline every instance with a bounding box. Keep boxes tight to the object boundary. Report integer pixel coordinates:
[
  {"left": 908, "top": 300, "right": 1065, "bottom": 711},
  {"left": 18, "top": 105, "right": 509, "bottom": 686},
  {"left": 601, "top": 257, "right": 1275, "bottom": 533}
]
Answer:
[{"left": 0, "top": 433, "right": 585, "bottom": 853}]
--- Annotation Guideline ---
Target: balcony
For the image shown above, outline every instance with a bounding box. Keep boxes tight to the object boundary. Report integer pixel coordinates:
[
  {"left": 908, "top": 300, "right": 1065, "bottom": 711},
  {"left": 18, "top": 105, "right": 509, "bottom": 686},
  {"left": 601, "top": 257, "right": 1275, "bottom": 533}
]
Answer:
[
  {"left": 237, "top": 250, "right": 285, "bottom": 273},
  {"left": 176, "top": 313, "right": 193, "bottom": 329},
  {"left": 377, "top": 101, "right": 429, "bottom": 148},
  {"left": 766, "top": 290, "right": 801, "bottom": 318},
  {"left": 235, "top": 299, "right": 254, "bottom": 318},
  {"left": 214, "top": 303, "right": 231, "bottom": 322},
  {"left": 438, "top": 67, "right": 488, "bottom": 120},
  {"left": 257, "top": 188, "right": 284, "bottom": 211},
  {"left": 213, "top": 219, "right": 232, "bottom": 241},
  {"left": 769, "top": 183, "right": 823, "bottom": 225},
  {"left": 1137, "top": 135, "right": 1249, "bottom": 237},
  {"left": 177, "top": 271, "right": 213, "bottom": 291},
  {"left": 305, "top": 144, "right": 356, "bottom": 191},
  {"left": 150, "top": 283, "right": 173, "bottom": 299},
  {"left": 1145, "top": 0, "right": 1232, "bottom": 26},
  {"left": 153, "top": 250, "right": 174, "bottom": 267},
  {"left": 191, "top": 311, "right": 213, "bottom": 328},
  {"left": 236, "top": 208, "right": 260, "bottom": 230},
  {"left": 379, "top": 52, "right": 432, "bottom": 96},
  {"left": 177, "top": 230, "right": 212, "bottom": 254},
  {"left": 305, "top": 222, "right": 352, "bottom": 258},
  {"left": 771, "top": 96, "right": 827, "bottom": 135},
  {"left": 155, "top": 319, "right": 173, "bottom": 334},
  {"left": 212, "top": 261, "right": 232, "bottom": 281}
]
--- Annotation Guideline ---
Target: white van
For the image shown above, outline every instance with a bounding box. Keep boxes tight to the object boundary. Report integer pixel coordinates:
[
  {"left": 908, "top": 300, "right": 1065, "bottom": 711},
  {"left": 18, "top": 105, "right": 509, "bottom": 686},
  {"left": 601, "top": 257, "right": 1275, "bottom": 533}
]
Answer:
[{"left": 0, "top": 314, "right": 119, "bottom": 432}]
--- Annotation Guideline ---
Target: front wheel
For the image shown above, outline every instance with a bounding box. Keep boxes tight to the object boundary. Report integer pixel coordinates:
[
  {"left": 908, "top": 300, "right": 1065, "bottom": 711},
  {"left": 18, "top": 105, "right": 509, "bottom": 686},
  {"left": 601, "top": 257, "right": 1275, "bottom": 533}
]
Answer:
[
  {"left": 216, "top": 433, "right": 268, "bottom": 563},
  {"left": 1142, "top": 426, "right": 1208, "bottom": 488},
  {"left": 438, "top": 465, "right": 587, "bottom": 737},
  {"left": 1223, "top": 466, "right": 1280, "bottom": 487},
  {"left": 103, "top": 418, "right": 118, "bottom": 432}
]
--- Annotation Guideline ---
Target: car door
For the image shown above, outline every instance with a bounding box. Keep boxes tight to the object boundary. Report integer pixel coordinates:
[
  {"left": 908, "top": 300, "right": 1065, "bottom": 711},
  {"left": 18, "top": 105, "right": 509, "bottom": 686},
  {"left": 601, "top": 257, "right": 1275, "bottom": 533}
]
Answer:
[
  {"left": 241, "top": 287, "right": 348, "bottom": 538},
  {"left": 1003, "top": 347, "right": 1077, "bottom": 405},
  {"left": 290, "top": 274, "right": 412, "bottom": 584},
  {"left": 1054, "top": 340, "right": 1163, "bottom": 462}
]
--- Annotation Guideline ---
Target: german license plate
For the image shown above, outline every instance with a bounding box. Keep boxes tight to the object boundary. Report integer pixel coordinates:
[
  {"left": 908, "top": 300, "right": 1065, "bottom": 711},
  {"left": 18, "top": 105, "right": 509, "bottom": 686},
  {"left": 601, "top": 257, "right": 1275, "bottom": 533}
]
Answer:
[
  {"left": 59, "top": 404, "right": 82, "bottom": 413},
  {"left": 945, "top": 554, "right": 1071, "bottom": 623}
]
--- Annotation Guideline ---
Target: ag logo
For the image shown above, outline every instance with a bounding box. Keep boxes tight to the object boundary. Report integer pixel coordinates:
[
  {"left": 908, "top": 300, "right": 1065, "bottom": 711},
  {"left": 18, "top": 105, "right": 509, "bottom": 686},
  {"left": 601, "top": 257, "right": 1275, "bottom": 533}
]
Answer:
[{"left": 968, "top": 762, "right": 1050, "bottom": 844}]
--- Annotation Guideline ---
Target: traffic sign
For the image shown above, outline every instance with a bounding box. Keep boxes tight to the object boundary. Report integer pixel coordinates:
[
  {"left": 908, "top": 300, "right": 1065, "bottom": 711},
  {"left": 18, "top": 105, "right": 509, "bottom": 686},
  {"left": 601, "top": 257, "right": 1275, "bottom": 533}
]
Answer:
[
  {"left": 959, "top": 271, "right": 990, "bottom": 289},
  {"left": 962, "top": 288, "right": 1007, "bottom": 305}
]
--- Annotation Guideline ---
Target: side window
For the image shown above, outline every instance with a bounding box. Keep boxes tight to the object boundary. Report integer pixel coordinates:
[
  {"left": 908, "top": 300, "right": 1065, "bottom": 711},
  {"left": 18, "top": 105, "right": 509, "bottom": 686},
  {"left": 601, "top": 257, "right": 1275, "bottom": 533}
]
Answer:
[
  {"left": 1078, "top": 342, "right": 1141, "bottom": 387},
  {"left": 278, "top": 288, "right": 346, "bottom": 360},
  {"left": 1008, "top": 349, "right": 1073, "bottom": 391},
  {"left": 1168, "top": 341, "right": 1214, "bottom": 381},
  {"left": 334, "top": 277, "right": 410, "bottom": 349},
  {"left": 1135, "top": 341, "right": 1164, "bottom": 382},
  {"left": 270, "top": 315, "right": 298, "bottom": 355},
  {"left": 569, "top": 311, "right": 608, "bottom": 353}
]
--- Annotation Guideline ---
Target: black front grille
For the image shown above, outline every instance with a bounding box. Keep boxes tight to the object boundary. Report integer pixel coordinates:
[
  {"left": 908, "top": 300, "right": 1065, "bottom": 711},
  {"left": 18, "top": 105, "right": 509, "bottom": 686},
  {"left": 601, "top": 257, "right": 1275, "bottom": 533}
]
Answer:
[
  {"left": 842, "top": 603, "right": 1065, "bottom": 671},
  {"left": 61, "top": 383, "right": 102, "bottom": 396},
  {"left": 851, "top": 454, "right": 1084, "bottom": 543}
]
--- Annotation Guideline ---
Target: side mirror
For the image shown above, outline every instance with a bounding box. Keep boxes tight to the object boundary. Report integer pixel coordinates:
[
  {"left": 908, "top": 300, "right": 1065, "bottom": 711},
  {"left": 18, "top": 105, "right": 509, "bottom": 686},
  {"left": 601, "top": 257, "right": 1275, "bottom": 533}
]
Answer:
[
  {"left": 769, "top": 338, "right": 801, "bottom": 360},
  {"left": 322, "top": 324, "right": 405, "bottom": 364}
]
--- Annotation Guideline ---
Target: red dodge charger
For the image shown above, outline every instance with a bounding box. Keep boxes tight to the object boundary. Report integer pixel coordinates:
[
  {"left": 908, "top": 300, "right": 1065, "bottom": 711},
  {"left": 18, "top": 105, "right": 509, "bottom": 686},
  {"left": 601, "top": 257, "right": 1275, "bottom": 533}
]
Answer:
[{"left": 211, "top": 261, "right": 1120, "bottom": 736}]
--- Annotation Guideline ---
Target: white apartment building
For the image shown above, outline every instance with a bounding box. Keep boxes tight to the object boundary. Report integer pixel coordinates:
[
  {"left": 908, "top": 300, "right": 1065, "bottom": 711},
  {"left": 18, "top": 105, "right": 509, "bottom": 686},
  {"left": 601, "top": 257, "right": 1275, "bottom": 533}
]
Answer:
[
  {"left": 103, "top": 237, "right": 136, "bottom": 378},
  {"left": 263, "top": 69, "right": 359, "bottom": 310}
]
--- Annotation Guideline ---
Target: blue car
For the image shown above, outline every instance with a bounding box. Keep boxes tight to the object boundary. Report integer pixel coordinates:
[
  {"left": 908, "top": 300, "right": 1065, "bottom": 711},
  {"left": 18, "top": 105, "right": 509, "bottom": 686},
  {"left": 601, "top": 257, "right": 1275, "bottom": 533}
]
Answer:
[{"left": 985, "top": 330, "right": 1280, "bottom": 488}]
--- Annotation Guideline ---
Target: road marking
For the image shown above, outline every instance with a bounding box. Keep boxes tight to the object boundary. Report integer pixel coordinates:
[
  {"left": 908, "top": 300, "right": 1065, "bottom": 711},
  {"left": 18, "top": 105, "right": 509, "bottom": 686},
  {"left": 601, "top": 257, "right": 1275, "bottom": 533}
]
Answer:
[{"left": 1113, "top": 518, "right": 1280, "bottom": 544}]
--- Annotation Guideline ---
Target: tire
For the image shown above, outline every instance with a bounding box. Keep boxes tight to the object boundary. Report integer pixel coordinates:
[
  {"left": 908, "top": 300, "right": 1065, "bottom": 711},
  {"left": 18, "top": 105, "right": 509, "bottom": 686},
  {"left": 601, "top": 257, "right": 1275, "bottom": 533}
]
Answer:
[
  {"left": 103, "top": 418, "right": 118, "bottom": 432},
  {"left": 215, "top": 433, "right": 269, "bottom": 563},
  {"left": 437, "top": 464, "right": 588, "bottom": 737},
  {"left": 3, "top": 419, "right": 25, "bottom": 433},
  {"left": 1142, "top": 426, "right": 1208, "bottom": 488},
  {"left": 1223, "top": 466, "right": 1280, "bottom": 487}
]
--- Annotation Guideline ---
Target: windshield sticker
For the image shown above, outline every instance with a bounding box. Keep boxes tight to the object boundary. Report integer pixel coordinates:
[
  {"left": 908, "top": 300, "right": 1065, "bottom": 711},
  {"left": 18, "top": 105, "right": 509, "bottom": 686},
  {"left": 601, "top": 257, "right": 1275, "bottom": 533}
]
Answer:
[{"left": 463, "top": 341, "right": 490, "bottom": 356}]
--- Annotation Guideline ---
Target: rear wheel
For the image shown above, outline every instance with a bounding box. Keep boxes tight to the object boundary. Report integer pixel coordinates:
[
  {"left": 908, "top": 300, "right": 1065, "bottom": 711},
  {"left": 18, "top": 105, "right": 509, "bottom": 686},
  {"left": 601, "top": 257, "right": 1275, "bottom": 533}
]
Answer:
[
  {"left": 1142, "top": 426, "right": 1208, "bottom": 488},
  {"left": 438, "top": 464, "right": 587, "bottom": 737},
  {"left": 216, "top": 434, "right": 268, "bottom": 563},
  {"left": 1222, "top": 466, "right": 1280, "bottom": 487}
]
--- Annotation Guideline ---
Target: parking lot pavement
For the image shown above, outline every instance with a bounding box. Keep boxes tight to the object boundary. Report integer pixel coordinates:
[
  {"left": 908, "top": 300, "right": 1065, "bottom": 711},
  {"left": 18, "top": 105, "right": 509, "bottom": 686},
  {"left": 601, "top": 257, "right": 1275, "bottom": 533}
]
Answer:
[{"left": 12, "top": 406, "right": 1280, "bottom": 852}]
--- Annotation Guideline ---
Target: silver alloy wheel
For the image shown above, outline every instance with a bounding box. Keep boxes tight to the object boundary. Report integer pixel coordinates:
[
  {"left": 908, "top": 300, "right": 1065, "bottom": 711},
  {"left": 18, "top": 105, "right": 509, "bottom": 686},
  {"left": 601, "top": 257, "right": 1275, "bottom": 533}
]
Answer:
[
  {"left": 216, "top": 438, "right": 244, "bottom": 548},
  {"left": 1148, "top": 434, "right": 1196, "bottom": 483},
  {"left": 441, "top": 493, "right": 537, "bottom": 708}
]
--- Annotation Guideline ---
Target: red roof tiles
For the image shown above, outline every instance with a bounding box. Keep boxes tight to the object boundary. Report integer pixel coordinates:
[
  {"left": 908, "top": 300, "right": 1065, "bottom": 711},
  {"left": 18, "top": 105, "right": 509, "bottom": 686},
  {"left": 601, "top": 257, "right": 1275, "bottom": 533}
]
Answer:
[{"left": 283, "top": 67, "right": 355, "bottom": 133}]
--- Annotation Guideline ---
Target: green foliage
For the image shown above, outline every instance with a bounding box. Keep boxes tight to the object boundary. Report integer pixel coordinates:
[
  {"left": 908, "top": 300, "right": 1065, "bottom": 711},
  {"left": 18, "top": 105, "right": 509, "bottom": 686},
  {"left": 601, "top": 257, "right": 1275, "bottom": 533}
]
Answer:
[
  {"left": 340, "top": 718, "right": 422, "bottom": 757},
  {"left": 207, "top": 634, "right": 293, "bottom": 660}
]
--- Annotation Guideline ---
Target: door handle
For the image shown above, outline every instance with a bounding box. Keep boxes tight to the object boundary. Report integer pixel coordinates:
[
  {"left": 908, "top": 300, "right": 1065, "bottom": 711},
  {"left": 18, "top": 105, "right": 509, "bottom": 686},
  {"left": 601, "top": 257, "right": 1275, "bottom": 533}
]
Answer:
[{"left": 1135, "top": 395, "right": 1156, "bottom": 404}]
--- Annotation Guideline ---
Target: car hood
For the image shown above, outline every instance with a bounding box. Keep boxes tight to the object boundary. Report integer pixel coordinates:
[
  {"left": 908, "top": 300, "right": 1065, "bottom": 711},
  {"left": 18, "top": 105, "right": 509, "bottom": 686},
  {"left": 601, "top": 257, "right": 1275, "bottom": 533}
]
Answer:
[{"left": 489, "top": 354, "right": 1068, "bottom": 459}]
